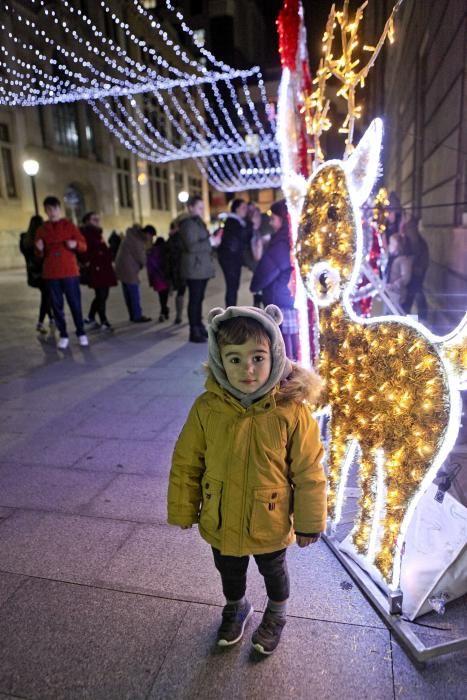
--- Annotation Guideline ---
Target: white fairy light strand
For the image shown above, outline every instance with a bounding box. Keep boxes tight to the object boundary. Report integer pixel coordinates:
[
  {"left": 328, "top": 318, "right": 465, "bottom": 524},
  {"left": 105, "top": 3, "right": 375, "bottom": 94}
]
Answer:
[{"left": 3, "top": 0, "right": 280, "bottom": 189}]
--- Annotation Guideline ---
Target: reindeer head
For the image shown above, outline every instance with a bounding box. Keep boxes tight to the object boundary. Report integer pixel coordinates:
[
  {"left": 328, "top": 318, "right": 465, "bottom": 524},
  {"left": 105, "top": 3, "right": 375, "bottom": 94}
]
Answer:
[{"left": 296, "top": 119, "right": 383, "bottom": 307}]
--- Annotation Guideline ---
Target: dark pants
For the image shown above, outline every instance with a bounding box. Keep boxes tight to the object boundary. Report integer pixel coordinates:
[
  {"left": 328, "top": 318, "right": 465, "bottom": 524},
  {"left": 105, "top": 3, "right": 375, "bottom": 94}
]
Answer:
[
  {"left": 47, "top": 277, "right": 84, "bottom": 338},
  {"left": 158, "top": 290, "right": 169, "bottom": 316},
  {"left": 38, "top": 282, "right": 53, "bottom": 324},
  {"left": 89, "top": 288, "right": 110, "bottom": 324},
  {"left": 212, "top": 547, "right": 290, "bottom": 602},
  {"left": 187, "top": 278, "right": 208, "bottom": 330},
  {"left": 402, "top": 277, "right": 428, "bottom": 320},
  {"left": 219, "top": 259, "right": 242, "bottom": 308},
  {"left": 122, "top": 282, "right": 142, "bottom": 321}
]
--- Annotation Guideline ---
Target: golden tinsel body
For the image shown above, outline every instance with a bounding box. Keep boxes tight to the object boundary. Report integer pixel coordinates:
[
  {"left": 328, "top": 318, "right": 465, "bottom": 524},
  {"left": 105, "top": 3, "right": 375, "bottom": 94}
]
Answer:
[{"left": 319, "top": 309, "right": 449, "bottom": 581}]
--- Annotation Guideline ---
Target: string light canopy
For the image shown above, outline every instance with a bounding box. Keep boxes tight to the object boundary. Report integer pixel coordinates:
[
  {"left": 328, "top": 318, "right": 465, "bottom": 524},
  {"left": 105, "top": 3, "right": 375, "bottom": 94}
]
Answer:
[{"left": 0, "top": 0, "right": 280, "bottom": 189}]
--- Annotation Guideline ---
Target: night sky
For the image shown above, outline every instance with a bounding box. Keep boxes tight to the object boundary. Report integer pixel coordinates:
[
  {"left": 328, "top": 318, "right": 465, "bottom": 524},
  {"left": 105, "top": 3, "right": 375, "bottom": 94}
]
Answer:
[{"left": 255, "top": 0, "right": 360, "bottom": 70}]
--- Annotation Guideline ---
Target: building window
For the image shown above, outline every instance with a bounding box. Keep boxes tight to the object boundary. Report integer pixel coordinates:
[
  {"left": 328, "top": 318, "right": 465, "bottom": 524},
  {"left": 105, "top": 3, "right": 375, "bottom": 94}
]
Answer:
[
  {"left": 53, "top": 104, "right": 80, "bottom": 156},
  {"left": 188, "top": 175, "right": 202, "bottom": 197},
  {"left": 0, "top": 123, "right": 17, "bottom": 199},
  {"left": 104, "top": 11, "right": 118, "bottom": 43},
  {"left": 142, "top": 0, "right": 157, "bottom": 8},
  {"left": 171, "top": 113, "right": 183, "bottom": 148},
  {"left": 116, "top": 155, "right": 133, "bottom": 208},
  {"left": 174, "top": 171, "right": 184, "bottom": 212},
  {"left": 191, "top": 0, "right": 203, "bottom": 14},
  {"left": 148, "top": 164, "right": 169, "bottom": 210},
  {"left": 144, "top": 101, "right": 167, "bottom": 139},
  {"left": 85, "top": 105, "right": 96, "bottom": 155}
]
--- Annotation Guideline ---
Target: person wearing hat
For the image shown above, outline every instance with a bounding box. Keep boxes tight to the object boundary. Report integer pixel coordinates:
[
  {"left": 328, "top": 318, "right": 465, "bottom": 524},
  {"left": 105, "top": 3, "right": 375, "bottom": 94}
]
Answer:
[
  {"left": 250, "top": 199, "right": 299, "bottom": 360},
  {"left": 168, "top": 304, "right": 326, "bottom": 655}
]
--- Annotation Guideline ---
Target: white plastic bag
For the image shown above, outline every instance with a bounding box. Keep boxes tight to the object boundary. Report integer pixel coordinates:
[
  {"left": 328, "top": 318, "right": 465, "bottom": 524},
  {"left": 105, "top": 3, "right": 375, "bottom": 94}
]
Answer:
[
  {"left": 398, "top": 482, "right": 467, "bottom": 620},
  {"left": 339, "top": 479, "right": 467, "bottom": 620}
]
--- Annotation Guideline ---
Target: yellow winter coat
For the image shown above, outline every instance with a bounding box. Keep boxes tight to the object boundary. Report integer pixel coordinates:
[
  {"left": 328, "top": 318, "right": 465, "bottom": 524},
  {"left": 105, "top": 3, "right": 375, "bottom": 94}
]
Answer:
[{"left": 168, "top": 375, "right": 327, "bottom": 556}]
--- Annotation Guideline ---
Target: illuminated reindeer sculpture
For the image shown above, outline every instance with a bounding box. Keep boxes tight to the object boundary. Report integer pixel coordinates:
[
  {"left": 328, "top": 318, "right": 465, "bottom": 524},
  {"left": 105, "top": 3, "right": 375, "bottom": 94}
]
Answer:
[{"left": 296, "top": 119, "right": 467, "bottom": 588}]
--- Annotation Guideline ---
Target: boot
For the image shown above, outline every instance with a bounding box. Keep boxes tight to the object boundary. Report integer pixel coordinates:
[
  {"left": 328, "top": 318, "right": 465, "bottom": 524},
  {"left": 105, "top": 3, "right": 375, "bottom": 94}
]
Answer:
[
  {"left": 189, "top": 327, "right": 207, "bottom": 343},
  {"left": 175, "top": 295, "right": 183, "bottom": 324}
]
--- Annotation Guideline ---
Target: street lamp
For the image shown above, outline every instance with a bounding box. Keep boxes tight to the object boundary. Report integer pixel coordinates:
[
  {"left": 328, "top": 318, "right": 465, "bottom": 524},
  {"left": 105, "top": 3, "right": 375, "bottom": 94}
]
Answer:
[
  {"left": 178, "top": 190, "right": 189, "bottom": 204},
  {"left": 23, "top": 159, "right": 40, "bottom": 216}
]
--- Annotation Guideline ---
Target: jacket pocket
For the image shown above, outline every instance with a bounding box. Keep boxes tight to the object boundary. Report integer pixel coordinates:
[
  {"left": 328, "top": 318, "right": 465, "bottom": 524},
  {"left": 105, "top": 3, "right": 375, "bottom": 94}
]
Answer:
[
  {"left": 199, "top": 477, "right": 223, "bottom": 532},
  {"left": 249, "top": 487, "right": 291, "bottom": 543}
]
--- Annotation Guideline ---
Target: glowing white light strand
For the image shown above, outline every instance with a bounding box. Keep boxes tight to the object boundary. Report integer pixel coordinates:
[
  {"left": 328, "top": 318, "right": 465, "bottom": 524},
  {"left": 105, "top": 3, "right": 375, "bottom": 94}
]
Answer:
[
  {"left": 333, "top": 440, "right": 360, "bottom": 527},
  {"left": 366, "top": 448, "right": 387, "bottom": 564}
]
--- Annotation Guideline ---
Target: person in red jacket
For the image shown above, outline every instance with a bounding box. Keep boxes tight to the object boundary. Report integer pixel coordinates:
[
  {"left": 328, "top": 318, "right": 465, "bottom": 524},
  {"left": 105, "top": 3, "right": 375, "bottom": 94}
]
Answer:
[{"left": 35, "top": 196, "right": 88, "bottom": 350}]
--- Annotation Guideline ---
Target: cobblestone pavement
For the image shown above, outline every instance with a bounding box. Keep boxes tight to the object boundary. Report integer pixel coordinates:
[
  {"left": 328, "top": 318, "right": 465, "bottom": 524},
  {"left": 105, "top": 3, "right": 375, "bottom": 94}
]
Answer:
[{"left": 0, "top": 268, "right": 465, "bottom": 699}]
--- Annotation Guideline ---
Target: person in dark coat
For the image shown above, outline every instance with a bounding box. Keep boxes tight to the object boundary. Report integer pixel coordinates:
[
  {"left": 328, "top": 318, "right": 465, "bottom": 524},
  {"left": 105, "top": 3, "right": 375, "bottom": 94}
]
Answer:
[
  {"left": 385, "top": 191, "right": 402, "bottom": 246},
  {"left": 147, "top": 236, "right": 170, "bottom": 322},
  {"left": 19, "top": 214, "right": 53, "bottom": 334},
  {"left": 217, "top": 198, "right": 249, "bottom": 307},
  {"left": 250, "top": 199, "right": 299, "bottom": 360},
  {"left": 400, "top": 216, "right": 429, "bottom": 320},
  {"left": 108, "top": 230, "right": 122, "bottom": 261},
  {"left": 166, "top": 219, "right": 186, "bottom": 324},
  {"left": 80, "top": 212, "right": 117, "bottom": 331}
]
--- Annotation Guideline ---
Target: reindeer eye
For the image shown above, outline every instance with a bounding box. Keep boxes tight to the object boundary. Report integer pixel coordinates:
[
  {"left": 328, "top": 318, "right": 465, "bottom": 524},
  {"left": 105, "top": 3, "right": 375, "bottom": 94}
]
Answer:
[{"left": 327, "top": 205, "right": 338, "bottom": 221}]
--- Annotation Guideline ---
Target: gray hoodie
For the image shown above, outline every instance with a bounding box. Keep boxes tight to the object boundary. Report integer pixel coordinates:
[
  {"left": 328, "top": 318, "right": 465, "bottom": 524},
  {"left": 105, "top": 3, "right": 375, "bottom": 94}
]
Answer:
[{"left": 207, "top": 304, "right": 293, "bottom": 408}]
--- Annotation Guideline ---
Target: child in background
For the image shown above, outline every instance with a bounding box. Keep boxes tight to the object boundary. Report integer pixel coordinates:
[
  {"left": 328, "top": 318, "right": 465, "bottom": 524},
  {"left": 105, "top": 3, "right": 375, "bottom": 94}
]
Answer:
[
  {"left": 385, "top": 233, "right": 413, "bottom": 312},
  {"left": 147, "top": 236, "right": 170, "bottom": 322},
  {"left": 168, "top": 304, "right": 326, "bottom": 655}
]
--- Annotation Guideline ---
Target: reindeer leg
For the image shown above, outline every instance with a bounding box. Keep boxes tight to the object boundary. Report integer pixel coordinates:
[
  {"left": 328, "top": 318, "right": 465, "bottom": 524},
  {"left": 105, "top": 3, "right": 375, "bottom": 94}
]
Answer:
[
  {"left": 352, "top": 446, "right": 431, "bottom": 585},
  {"left": 328, "top": 431, "right": 360, "bottom": 529},
  {"left": 352, "top": 449, "right": 387, "bottom": 563}
]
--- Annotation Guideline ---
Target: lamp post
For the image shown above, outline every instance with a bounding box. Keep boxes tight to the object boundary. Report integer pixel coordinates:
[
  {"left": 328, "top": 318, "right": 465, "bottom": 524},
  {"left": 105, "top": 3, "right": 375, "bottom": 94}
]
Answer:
[{"left": 23, "top": 159, "right": 40, "bottom": 216}]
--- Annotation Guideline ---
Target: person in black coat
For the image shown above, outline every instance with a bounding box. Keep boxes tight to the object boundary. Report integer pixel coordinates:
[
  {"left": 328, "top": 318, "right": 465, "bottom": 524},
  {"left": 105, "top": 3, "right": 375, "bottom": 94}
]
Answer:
[
  {"left": 250, "top": 199, "right": 299, "bottom": 359},
  {"left": 19, "top": 214, "right": 53, "bottom": 333},
  {"left": 400, "top": 216, "right": 429, "bottom": 320},
  {"left": 217, "top": 198, "right": 249, "bottom": 307},
  {"left": 166, "top": 219, "right": 186, "bottom": 324}
]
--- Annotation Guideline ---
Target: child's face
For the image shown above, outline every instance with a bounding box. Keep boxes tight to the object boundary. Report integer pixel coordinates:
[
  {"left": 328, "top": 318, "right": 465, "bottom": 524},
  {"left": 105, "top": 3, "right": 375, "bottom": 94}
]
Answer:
[{"left": 220, "top": 337, "right": 272, "bottom": 394}]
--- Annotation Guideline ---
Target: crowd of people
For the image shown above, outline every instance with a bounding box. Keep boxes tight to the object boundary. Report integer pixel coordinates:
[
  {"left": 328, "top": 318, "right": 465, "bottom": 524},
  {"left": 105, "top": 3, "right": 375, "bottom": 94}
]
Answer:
[
  {"left": 381, "top": 192, "right": 430, "bottom": 318},
  {"left": 19, "top": 189, "right": 430, "bottom": 356}
]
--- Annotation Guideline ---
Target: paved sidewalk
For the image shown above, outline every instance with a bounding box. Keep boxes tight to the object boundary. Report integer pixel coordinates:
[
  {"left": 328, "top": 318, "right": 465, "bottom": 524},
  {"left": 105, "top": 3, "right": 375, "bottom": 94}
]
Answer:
[{"left": 0, "top": 269, "right": 465, "bottom": 699}]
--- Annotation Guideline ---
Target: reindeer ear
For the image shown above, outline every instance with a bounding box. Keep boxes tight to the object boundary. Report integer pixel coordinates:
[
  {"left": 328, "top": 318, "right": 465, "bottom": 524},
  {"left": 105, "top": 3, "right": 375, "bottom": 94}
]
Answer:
[{"left": 345, "top": 118, "right": 383, "bottom": 207}]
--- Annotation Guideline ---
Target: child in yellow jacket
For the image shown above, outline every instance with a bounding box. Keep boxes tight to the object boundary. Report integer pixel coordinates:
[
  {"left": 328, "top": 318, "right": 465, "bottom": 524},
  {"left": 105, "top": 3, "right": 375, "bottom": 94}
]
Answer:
[{"left": 168, "top": 304, "right": 327, "bottom": 654}]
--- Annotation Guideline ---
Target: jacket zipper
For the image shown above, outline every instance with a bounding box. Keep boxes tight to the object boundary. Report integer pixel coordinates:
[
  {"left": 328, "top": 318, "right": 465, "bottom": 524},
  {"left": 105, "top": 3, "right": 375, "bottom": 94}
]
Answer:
[{"left": 239, "top": 414, "right": 253, "bottom": 549}]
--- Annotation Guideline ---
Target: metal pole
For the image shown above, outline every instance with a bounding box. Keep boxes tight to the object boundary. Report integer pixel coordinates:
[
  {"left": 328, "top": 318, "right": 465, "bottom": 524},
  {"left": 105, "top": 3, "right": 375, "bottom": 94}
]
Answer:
[{"left": 30, "top": 175, "right": 39, "bottom": 216}]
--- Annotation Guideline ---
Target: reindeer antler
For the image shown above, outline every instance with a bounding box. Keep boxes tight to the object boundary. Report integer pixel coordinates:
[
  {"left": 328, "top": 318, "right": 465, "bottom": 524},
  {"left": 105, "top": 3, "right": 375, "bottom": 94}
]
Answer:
[{"left": 304, "top": 0, "right": 405, "bottom": 162}]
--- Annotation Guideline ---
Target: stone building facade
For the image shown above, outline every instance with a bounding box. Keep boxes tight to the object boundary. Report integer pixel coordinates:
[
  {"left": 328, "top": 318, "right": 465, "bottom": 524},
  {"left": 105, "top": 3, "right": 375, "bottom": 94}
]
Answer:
[{"left": 364, "top": 0, "right": 467, "bottom": 326}]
